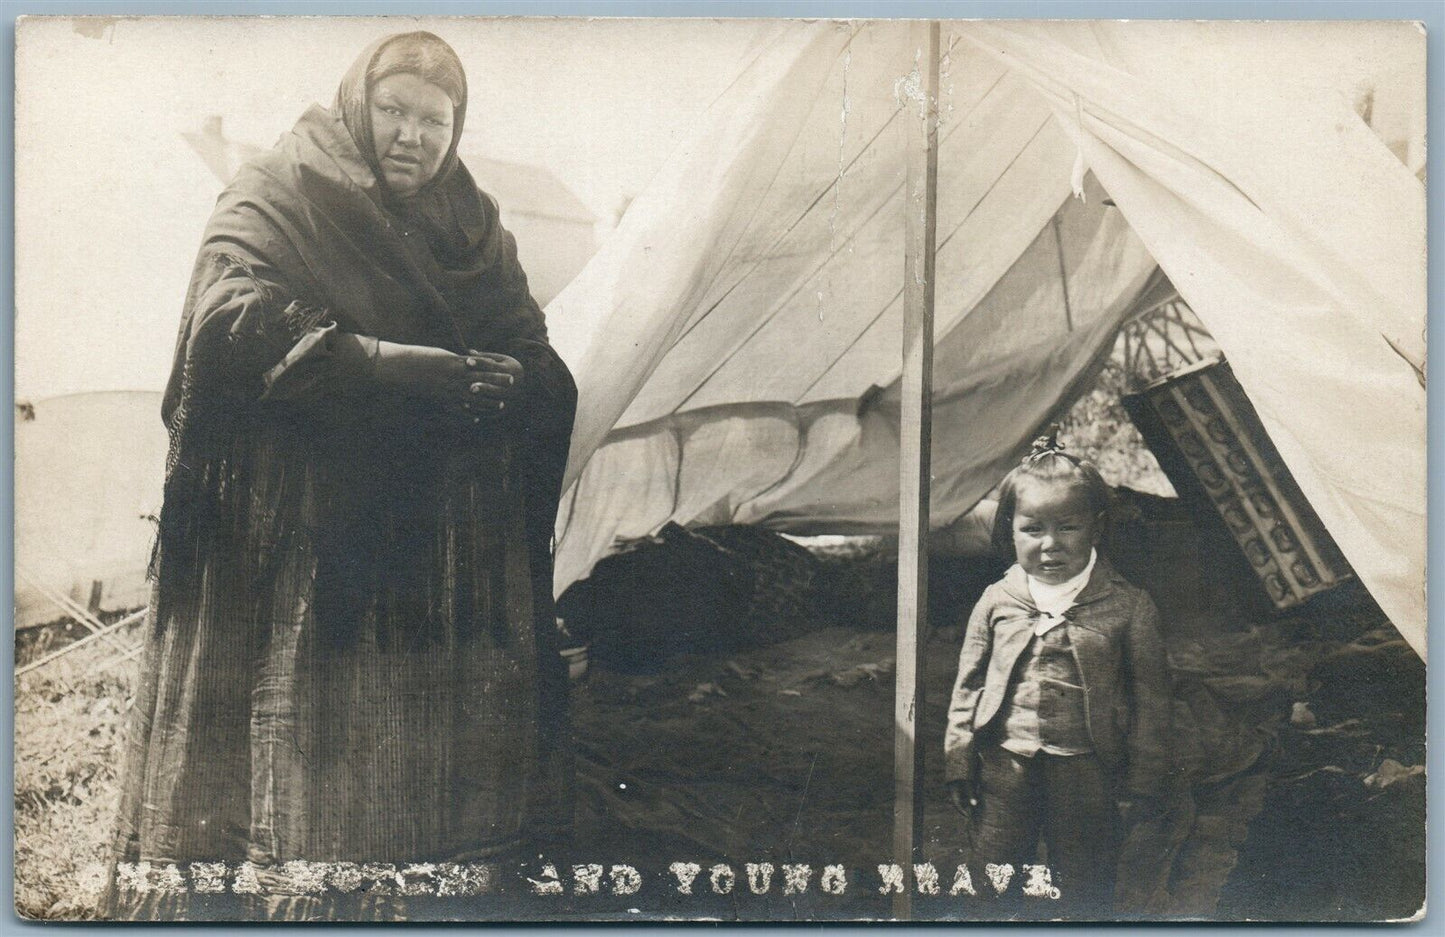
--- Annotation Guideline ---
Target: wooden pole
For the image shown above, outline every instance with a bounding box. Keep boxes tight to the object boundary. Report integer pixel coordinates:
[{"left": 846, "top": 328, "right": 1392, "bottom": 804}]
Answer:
[{"left": 893, "top": 18, "right": 940, "bottom": 920}]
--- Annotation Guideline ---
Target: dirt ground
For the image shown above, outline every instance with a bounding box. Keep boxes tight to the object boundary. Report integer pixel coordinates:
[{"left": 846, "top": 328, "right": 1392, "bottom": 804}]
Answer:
[
  {"left": 13, "top": 529, "right": 1426, "bottom": 922},
  {"left": 555, "top": 617, "right": 1422, "bottom": 922}
]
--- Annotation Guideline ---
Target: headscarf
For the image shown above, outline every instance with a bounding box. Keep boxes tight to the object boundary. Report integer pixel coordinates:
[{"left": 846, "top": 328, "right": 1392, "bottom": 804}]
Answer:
[
  {"left": 329, "top": 31, "right": 498, "bottom": 303},
  {"left": 335, "top": 31, "right": 468, "bottom": 203}
]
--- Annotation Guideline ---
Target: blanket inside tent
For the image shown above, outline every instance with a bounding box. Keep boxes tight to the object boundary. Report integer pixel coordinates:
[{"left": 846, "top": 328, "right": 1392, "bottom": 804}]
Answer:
[{"left": 546, "top": 19, "right": 1426, "bottom": 657}]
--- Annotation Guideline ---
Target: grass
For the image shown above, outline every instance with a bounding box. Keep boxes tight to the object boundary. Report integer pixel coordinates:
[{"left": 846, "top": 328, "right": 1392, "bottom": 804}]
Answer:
[{"left": 14, "top": 619, "right": 141, "bottom": 920}]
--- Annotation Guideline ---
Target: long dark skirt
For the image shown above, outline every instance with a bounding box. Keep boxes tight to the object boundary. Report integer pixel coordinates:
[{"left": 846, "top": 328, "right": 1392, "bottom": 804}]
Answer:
[{"left": 102, "top": 429, "right": 571, "bottom": 920}]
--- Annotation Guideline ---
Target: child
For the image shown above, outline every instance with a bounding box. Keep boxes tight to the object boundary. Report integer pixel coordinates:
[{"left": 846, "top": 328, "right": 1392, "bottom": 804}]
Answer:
[{"left": 943, "top": 432, "right": 1172, "bottom": 912}]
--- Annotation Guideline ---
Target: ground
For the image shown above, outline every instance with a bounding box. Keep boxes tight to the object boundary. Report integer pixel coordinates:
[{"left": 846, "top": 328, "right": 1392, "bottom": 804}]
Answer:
[
  {"left": 558, "top": 587, "right": 1423, "bottom": 922},
  {"left": 14, "top": 612, "right": 135, "bottom": 919},
  {"left": 13, "top": 561, "right": 1424, "bottom": 921}
]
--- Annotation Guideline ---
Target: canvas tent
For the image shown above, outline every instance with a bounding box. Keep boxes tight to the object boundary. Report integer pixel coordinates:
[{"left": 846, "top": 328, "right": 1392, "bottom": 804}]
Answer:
[
  {"left": 465, "top": 154, "right": 599, "bottom": 306},
  {"left": 15, "top": 392, "right": 168, "bottom": 627},
  {"left": 548, "top": 20, "right": 1426, "bottom": 656}
]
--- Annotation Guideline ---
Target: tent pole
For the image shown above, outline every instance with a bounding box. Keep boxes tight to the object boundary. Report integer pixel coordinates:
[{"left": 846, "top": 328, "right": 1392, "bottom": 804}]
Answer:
[{"left": 893, "top": 18, "right": 940, "bottom": 920}]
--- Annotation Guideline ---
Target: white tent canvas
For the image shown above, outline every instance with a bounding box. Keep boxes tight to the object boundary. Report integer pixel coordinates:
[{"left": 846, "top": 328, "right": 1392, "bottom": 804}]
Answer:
[
  {"left": 14, "top": 392, "right": 168, "bottom": 627},
  {"left": 548, "top": 20, "right": 1426, "bottom": 655}
]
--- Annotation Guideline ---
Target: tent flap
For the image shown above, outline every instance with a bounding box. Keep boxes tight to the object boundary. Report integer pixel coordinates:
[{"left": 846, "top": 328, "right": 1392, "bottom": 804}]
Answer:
[{"left": 550, "top": 21, "right": 1426, "bottom": 657}]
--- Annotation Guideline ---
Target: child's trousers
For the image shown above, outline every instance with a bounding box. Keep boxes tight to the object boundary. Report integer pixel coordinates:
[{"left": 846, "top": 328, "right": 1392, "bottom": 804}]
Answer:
[{"left": 969, "top": 744, "right": 1119, "bottom": 914}]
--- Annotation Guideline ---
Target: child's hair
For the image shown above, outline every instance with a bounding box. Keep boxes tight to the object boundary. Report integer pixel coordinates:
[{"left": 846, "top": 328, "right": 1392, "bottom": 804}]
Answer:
[{"left": 990, "top": 427, "right": 1113, "bottom": 561}]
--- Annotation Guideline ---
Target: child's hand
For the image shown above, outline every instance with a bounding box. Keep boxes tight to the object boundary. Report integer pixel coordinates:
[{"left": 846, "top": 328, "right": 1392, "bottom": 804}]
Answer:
[{"left": 948, "top": 780, "right": 978, "bottom": 817}]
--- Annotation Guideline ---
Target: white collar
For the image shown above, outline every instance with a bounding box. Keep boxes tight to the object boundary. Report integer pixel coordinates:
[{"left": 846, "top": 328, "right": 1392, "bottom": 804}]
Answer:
[{"left": 1026, "top": 549, "right": 1098, "bottom": 629}]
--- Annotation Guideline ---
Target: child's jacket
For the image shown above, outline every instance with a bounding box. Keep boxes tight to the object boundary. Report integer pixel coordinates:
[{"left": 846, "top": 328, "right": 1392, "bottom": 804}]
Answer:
[{"left": 943, "top": 556, "right": 1173, "bottom": 799}]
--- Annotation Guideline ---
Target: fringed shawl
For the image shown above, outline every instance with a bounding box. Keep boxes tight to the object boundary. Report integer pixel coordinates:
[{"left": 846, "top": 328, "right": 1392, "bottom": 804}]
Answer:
[{"left": 154, "top": 37, "right": 576, "bottom": 644}]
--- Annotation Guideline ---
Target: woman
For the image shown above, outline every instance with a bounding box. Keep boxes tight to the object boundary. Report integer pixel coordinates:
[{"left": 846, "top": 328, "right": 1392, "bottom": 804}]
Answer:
[{"left": 103, "top": 32, "right": 576, "bottom": 919}]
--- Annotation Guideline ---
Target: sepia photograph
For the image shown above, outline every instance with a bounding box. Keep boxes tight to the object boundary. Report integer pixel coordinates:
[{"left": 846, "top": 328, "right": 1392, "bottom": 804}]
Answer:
[{"left": 12, "top": 12, "right": 1428, "bottom": 923}]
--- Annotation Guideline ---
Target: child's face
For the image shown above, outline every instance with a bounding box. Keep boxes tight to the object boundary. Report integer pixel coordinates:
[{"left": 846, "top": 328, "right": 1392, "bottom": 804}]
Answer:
[{"left": 1011, "top": 478, "right": 1101, "bottom": 585}]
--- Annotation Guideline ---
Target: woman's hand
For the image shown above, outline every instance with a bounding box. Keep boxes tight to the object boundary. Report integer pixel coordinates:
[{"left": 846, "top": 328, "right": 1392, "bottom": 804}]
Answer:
[
  {"left": 464, "top": 351, "right": 524, "bottom": 405},
  {"left": 372, "top": 342, "right": 521, "bottom": 420}
]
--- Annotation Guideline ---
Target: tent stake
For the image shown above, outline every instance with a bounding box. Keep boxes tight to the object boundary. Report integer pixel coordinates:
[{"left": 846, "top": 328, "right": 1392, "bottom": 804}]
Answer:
[{"left": 894, "top": 18, "right": 940, "bottom": 921}]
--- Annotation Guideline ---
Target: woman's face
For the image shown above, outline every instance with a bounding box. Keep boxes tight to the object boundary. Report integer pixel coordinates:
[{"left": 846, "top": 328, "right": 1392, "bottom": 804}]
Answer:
[{"left": 369, "top": 72, "right": 454, "bottom": 198}]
